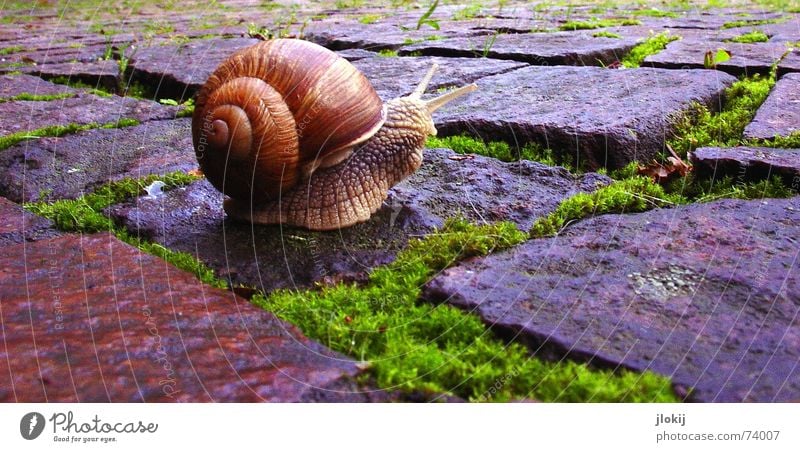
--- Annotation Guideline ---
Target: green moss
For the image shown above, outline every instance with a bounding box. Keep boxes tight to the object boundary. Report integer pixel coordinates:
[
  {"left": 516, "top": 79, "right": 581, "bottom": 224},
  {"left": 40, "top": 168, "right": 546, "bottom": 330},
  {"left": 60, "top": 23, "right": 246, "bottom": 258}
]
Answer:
[
  {"left": 335, "top": 0, "right": 364, "bottom": 8},
  {"left": 530, "top": 176, "right": 683, "bottom": 238},
  {"left": 743, "top": 131, "right": 800, "bottom": 149},
  {"left": 722, "top": 17, "right": 785, "bottom": 29},
  {"left": 255, "top": 217, "right": 677, "bottom": 401},
  {"left": 0, "top": 119, "right": 139, "bottom": 151},
  {"left": 142, "top": 20, "right": 175, "bottom": 38},
  {"left": 452, "top": 3, "right": 482, "bottom": 21},
  {"left": 593, "top": 31, "right": 622, "bottom": 39},
  {"left": 174, "top": 98, "right": 196, "bottom": 118},
  {"left": 377, "top": 49, "right": 399, "bottom": 57},
  {"left": 48, "top": 76, "right": 114, "bottom": 97},
  {"left": 665, "top": 174, "right": 794, "bottom": 203},
  {"left": 631, "top": 8, "right": 679, "bottom": 18},
  {"left": 24, "top": 171, "right": 222, "bottom": 288},
  {"left": 726, "top": 30, "right": 770, "bottom": 43},
  {"left": 120, "top": 79, "right": 154, "bottom": 100},
  {"left": 359, "top": 14, "right": 382, "bottom": 24},
  {"left": 668, "top": 73, "right": 775, "bottom": 156},
  {"left": 0, "top": 92, "right": 76, "bottom": 103},
  {"left": 532, "top": 166, "right": 795, "bottom": 240},
  {"left": 559, "top": 18, "right": 641, "bottom": 31},
  {"left": 0, "top": 15, "right": 33, "bottom": 24},
  {"left": 621, "top": 32, "right": 679, "bottom": 68},
  {"left": 0, "top": 45, "right": 25, "bottom": 55},
  {"left": 426, "top": 134, "right": 573, "bottom": 171}
]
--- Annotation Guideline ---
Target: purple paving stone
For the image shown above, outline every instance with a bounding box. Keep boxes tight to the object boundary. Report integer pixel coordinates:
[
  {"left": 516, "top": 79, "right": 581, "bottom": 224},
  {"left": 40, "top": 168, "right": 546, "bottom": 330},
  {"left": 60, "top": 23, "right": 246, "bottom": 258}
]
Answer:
[
  {"left": 691, "top": 146, "right": 800, "bottom": 184},
  {"left": 744, "top": 73, "right": 800, "bottom": 140},
  {"left": 304, "top": 20, "right": 489, "bottom": 52},
  {"left": 127, "top": 37, "right": 260, "bottom": 100},
  {"left": 0, "top": 92, "right": 177, "bottom": 137},
  {"left": 432, "top": 65, "right": 736, "bottom": 169},
  {"left": 107, "top": 148, "right": 609, "bottom": 292},
  {"left": 352, "top": 55, "right": 526, "bottom": 100},
  {"left": 423, "top": 196, "right": 800, "bottom": 402},
  {"left": 644, "top": 39, "right": 788, "bottom": 76},
  {"left": 0, "top": 232, "right": 370, "bottom": 402},
  {"left": 0, "top": 119, "right": 196, "bottom": 203},
  {"left": 20, "top": 59, "right": 120, "bottom": 92},
  {"left": 0, "top": 73, "right": 79, "bottom": 98},
  {"left": 399, "top": 30, "right": 640, "bottom": 66},
  {"left": 778, "top": 48, "right": 800, "bottom": 78},
  {"left": 0, "top": 196, "right": 59, "bottom": 245}
]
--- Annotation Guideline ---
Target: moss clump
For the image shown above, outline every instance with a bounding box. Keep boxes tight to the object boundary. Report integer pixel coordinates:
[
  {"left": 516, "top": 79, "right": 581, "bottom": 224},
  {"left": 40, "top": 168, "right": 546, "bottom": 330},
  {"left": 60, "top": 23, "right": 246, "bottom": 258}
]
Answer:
[
  {"left": 531, "top": 166, "right": 795, "bottom": 239},
  {"left": 0, "top": 118, "right": 139, "bottom": 151},
  {"left": 743, "top": 131, "right": 800, "bottom": 149},
  {"left": 0, "top": 92, "right": 76, "bottom": 103},
  {"left": 559, "top": 18, "right": 641, "bottom": 31},
  {"left": 377, "top": 49, "right": 399, "bottom": 57},
  {"left": 25, "top": 172, "right": 197, "bottom": 231},
  {"left": 664, "top": 174, "right": 795, "bottom": 203},
  {"left": 24, "top": 172, "right": 222, "bottom": 288},
  {"left": 726, "top": 30, "right": 770, "bottom": 43},
  {"left": 452, "top": 4, "right": 481, "bottom": 21},
  {"left": 426, "top": 134, "right": 573, "bottom": 171},
  {"left": 593, "top": 31, "right": 622, "bottom": 39},
  {"left": 0, "top": 45, "right": 25, "bottom": 55},
  {"left": 621, "top": 32, "right": 679, "bottom": 68},
  {"left": 631, "top": 8, "right": 679, "bottom": 18},
  {"left": 48, "top": 76, "right": 114, "bottom": 97},
  {"left": 529, "top": 176, "right": 683, "bottom": 238},
  {"left": 722, "top": 17, "right": 784, "bottom": 29},
  {"left": 668, "top": 73, "right": 775, "bottom": 156},
  {"left": 358, "top": 14, "right": 382, "bottom": 24},
  {"left": 255, "top": 218, "right": 678, "bottom": 401}
]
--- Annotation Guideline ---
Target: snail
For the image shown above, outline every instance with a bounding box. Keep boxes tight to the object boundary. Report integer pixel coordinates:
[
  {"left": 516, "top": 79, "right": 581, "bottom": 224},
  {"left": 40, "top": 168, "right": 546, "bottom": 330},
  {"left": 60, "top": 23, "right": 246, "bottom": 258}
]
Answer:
[{"left": 191, "top": 38, "right": 477, "bottom": 231}]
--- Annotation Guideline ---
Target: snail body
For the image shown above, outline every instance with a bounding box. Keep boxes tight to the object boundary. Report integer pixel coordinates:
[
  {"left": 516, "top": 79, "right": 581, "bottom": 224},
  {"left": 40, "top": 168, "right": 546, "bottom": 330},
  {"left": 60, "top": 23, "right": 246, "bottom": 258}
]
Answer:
[{"left": 192, "top": 39, "right": 476, "bottom": 231}]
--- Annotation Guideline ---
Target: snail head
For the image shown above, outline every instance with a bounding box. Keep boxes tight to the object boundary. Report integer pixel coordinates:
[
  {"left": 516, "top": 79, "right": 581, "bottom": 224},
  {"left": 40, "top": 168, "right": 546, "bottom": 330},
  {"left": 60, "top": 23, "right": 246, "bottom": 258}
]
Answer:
[{"left": 387, "top": 63, "right": 478, "bottom": 138}]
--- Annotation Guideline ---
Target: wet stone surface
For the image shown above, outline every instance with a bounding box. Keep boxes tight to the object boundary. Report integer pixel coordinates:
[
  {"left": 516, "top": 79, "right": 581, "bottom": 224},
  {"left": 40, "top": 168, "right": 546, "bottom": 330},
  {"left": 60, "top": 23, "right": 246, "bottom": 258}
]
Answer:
[
  {"left": 304, "top": 20, "right": 489, "bottom": 52},
  {"left": 20, "top": 60, "right": 121, "bottom": 92},
  {"left": 777, "top": 48, "right": 800, "bottom": 78},
  {"left": 127, "top": 37, "right": 261, "bottom": 100},
  {"left": 0, "top": 43, "right": 112, "bottom": 70},
  {"left": 0, "top": 73, "right": 80, "bottom": 98},
  {"left": 2, "top": 0, "right": 800, "bottom": 404},
  {"left": 643, "top": 39, "right": 790, "bottom": 76},
  {"left": 0, "top": 93, "right": 178, "bottom": 137},
  {"left": 0, "top": 196, "right": 59, "bottom": 245},
  {"left": 352, "top": 56, "right": 526, "bottom": 100},
  {"left": 433, "top": 65, "right": 736, "bottom": 169},
  {"left": 107, "top": 148, "right": 609, "bottom": 292},
  {"left": 0, "top": 119, "right": 196, "bottom": 203},
  {"left": 0, "top": 232, "right": 379, "bottom": 402},
  {"left": 691, "top": 146, "right": 800, "bottom": 183},
  {"left": 423, "top": 197, "right": 800, "bottom": 402},
  {"left": 744, "top": 72, "right": 800, "bottom": 141},
  {"left": 399, "top": 31, "right": 639, "bottom": 66}
]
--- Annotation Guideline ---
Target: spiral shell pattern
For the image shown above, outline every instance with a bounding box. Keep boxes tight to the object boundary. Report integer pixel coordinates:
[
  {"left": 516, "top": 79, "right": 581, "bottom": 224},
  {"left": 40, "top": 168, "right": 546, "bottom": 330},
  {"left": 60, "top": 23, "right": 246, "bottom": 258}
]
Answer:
[{"left": 192, "top": 39, "right": 385, "bottom": 203}]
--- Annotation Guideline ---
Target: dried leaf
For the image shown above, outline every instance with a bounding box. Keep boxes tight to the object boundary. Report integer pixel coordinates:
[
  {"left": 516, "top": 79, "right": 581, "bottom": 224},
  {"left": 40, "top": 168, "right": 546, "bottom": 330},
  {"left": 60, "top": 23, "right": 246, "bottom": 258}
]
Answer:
[
  {"left": 448, "top": 154, "right": 474, "bottom": 161},
  {"left": 637, "top": 147, "right": 692, "bottom": 183},
  {"left": 187, "top": 168, "right": 204, "bottom": 177}
]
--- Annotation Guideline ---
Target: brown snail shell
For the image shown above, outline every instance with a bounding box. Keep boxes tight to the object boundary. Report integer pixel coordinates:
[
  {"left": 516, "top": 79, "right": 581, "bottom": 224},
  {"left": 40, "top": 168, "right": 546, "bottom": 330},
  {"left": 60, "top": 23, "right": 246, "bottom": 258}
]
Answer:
[{"left": 191, "top": 39, "right": 386, "bottom": 203}]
